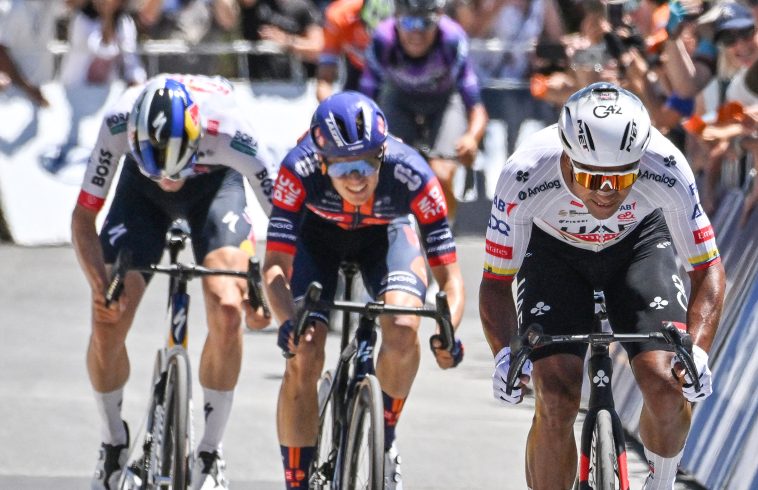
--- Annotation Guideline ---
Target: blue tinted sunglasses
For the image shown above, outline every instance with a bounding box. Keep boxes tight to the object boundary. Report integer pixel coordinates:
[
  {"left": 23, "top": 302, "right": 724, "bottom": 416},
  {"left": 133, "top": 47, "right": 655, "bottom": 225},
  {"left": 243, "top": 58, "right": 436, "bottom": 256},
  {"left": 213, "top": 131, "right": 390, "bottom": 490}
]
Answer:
[
  {"left": 326, "top": 159, "right": 380, "bottom": 178},
  {"left": 398, "top": 15, "right": 438, "bottom": 31}
]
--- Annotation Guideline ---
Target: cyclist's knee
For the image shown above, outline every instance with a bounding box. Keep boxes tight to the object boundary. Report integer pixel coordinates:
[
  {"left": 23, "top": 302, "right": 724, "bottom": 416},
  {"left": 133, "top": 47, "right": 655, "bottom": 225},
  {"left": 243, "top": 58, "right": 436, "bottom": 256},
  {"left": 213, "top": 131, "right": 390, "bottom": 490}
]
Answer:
[
  {"left": 379, "top": 319, "right": 420, "bottom": 356},
  {"left": 284, "top": 349, "right": 325, "bottom": 386},
  {"left": 634, "top": 352, "right": 687, "bottom": 416}
]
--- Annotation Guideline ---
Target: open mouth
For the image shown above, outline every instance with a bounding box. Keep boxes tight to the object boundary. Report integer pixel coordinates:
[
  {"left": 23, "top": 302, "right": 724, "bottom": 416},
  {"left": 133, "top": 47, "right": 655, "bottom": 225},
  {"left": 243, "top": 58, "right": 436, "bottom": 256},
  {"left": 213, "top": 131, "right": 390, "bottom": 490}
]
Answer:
[
  {"left": 346, "top": 184, "right": 368, "bottom": 194},
  {"left": 590, "top": 198, "right": 616, "bottom": 209}
]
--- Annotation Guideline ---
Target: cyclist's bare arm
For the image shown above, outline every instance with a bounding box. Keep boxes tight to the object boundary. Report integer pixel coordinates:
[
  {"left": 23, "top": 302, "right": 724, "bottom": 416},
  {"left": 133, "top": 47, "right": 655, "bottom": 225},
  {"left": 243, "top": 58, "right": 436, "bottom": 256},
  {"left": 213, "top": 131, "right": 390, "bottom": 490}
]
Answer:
[
  {"left": 262, "top": 249, "right": 298, "bottom": 324},
  {"left": 479, "top": 277, "right": 519, "bottom": 356},
  {"left": 72, "top": 204, "right": 108, "bottom": 297},
  {"left": 685, "top": 261, "right": 726, "bottom": 352},
  {"left": 458, "top": 103, "right": 489, "bottom": 165},
  {"left": 430, "top": 261, "right": 465, "bottom": 329}
]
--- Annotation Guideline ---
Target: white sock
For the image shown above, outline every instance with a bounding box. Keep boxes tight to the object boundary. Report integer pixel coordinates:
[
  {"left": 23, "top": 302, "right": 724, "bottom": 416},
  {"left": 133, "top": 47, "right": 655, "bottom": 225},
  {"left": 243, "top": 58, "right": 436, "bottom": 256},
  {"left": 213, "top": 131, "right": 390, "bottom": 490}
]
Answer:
[
  {"left": 197, "top": 388, "right": 234, "bottom": 453},
  {"left": 642, "top": 446, "right": 684, "bottom": 490},
  {"left": 94, "top": 388, "right": 127, "bottom": 445}
]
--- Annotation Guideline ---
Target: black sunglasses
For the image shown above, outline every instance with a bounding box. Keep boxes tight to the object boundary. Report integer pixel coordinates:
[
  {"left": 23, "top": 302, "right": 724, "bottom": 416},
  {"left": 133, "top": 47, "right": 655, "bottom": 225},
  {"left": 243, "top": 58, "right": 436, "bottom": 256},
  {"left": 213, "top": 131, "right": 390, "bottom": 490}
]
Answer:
[{"left": 719, "top": 26, "right": 756, "bottom": 47}]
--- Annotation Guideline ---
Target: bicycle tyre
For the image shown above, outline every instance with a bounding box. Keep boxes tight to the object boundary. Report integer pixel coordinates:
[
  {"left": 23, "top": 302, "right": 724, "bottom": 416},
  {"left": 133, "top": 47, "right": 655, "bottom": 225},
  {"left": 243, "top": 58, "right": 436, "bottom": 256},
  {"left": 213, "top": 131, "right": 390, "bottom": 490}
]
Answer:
[
  {"left": 310, "top": 370, "right": 337, "bottom": 489},
  {"left": 160, "top": 354, "right": 190, "bottom": 489},
  {"left": 591, "top": 410, "right": 618, "bottom": 490},
  {"left": 341, "top": 375, "right": 384, "bottom": 490}
]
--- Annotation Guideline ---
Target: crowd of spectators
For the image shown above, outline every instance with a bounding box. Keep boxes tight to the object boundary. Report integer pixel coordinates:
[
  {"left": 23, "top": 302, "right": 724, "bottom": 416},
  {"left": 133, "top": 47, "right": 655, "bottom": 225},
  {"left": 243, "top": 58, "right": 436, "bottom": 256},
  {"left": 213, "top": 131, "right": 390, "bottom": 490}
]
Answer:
[{"left": 3, "top": 0, "right": 758, "bottom": 221}]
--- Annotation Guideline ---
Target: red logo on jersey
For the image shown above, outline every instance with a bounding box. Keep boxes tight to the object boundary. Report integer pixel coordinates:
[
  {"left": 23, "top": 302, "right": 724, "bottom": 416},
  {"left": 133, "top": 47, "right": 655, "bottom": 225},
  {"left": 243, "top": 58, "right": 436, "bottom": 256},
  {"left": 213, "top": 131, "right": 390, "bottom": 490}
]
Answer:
[
  {"left": 273, "top": 167, "right": 305, "bottom": 212},
  {"left": 485, "top": 240, "right": 513, "bottom": 259},
  {"left": 570, "top": 200, "right": 585, "bottom": 208},
  {"left": 411, "top": 180, "right": 447, "bottom": 224},
  {"left": 207, "top": 119, "right": 219, "bottom": 136},
  {"left": 506, "top": 202, "right": 518, "bottom": 216},
  {"left": 617, "top": 211, "right": 635, "bottom": 221},
  {"left": 693, "top": 225, "right": 714, "bottom": 244}
]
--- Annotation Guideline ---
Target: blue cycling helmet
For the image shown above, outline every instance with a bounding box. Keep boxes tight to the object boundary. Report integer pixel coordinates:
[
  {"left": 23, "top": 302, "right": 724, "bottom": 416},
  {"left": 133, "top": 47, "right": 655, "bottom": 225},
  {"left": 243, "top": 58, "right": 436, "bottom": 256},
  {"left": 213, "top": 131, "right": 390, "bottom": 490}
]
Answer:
[
  {"left": 309, "top": 91, "right": 388, "bottom": 159},
  {"left": 127, "top": 77, "right": 202, "bottom": 180}
]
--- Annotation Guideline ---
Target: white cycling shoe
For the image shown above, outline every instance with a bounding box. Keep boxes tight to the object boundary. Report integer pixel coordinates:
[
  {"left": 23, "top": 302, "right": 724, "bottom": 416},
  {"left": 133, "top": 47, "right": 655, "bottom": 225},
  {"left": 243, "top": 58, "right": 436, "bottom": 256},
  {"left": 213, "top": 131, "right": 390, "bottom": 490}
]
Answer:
[
  {"left": 384, "top": 442, "right": 403, "bottom": 490},
  {"left": 191, "top": 450, "right": 229, "bottom": 490},
  {"left": 91, "top": 422, "right": 129, "bottom": 490}
]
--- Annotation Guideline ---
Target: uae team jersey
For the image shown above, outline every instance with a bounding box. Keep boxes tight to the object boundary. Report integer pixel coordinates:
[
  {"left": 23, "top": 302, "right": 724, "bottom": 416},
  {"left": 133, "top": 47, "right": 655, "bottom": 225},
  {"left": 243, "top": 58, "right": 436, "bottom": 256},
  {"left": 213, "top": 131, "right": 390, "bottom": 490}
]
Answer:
[
  {"left": 266, "top": 135, "right": 457, "bottom": 267},
  {"left": 76, "top": 74, "right": 276, "bottom": 213},
  {"left": 483, "top": 125, "right": 721, "bottom": 281}
]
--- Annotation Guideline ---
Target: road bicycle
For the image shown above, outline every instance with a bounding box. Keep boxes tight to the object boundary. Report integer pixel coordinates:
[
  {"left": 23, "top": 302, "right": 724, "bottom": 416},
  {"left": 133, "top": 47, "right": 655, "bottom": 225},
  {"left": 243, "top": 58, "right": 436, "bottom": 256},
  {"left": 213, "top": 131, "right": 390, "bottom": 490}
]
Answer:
[
  {"left": 105, "top": 222, "right": 269, "bottom": 489},
  {"left": 505, "top": 292, "right": 700, "bottom": 490},
  {"left": 291, "top": 268, "right": 458, "bottom": 490}
]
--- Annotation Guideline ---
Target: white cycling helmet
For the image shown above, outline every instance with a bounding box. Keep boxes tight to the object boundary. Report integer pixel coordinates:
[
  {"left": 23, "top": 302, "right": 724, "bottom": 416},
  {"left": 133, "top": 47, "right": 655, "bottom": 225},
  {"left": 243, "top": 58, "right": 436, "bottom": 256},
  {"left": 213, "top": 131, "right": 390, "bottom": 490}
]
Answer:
[{"left": 558, "top": 82, "right": 651, "bottom": 167}]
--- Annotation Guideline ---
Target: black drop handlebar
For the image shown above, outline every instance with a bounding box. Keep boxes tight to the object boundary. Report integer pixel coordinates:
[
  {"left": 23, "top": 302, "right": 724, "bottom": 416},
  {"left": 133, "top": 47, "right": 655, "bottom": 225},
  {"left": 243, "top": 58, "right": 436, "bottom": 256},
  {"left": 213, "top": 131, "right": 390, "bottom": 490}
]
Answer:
[
  {"left": 104, "top": 248, "right": 271, "bottom": 319},
  {"left": 505, "top": 322, "right": 701, "bottom": 395},
  {"left": 285, "top": 281, "right": 457, "bottom": 359}
]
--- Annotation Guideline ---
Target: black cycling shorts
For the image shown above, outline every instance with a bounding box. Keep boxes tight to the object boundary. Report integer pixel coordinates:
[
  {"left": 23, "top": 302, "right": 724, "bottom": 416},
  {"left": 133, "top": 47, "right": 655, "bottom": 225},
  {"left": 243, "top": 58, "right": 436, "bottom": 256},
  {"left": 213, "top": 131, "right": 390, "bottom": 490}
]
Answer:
[
  {"left": 516, "top": 209, "right": 688, "bottom": 361},
  {"left": 290, "top": 212, "right": 428, "bottom": 324},
  {"left": 100, "top": 160, "right": 251, "bottom": 274}
]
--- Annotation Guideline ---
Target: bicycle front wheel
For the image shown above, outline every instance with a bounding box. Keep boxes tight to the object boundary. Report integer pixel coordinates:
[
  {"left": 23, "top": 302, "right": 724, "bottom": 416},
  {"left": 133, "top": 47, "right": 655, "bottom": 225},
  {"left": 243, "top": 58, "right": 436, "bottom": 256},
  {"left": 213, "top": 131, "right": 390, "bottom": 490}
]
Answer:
[
  {"left": 341, "top": 375, "right": 384, "bottom": 490},
  {"left": 311, "top": 370, "right": 338, "bottom": 489},
  {"left": 590, "top": 410, "right": 619, "bottom": 490},
  {"left": 160, "top": 354, "right": 190, "bottom": 489}
]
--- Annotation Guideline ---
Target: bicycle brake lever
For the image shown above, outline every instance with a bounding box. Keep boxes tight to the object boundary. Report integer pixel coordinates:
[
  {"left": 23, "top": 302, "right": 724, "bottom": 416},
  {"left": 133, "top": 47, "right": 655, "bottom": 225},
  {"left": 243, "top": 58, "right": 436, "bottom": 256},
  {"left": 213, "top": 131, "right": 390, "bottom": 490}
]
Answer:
[
  {"left": 293, "top": 282, "right": 323, "bottom": 347},
  {"left": 247, "top": 256, "right": 271, "bottom": 318},
  {"left": 105, "top": 248, "right": 132, "bottom": 307},
  {"left": 434, "top": 291, "right": 454, "bottom": 352},
  {"left": 662, "top": 322, "right": 701, "bottom": 392}
]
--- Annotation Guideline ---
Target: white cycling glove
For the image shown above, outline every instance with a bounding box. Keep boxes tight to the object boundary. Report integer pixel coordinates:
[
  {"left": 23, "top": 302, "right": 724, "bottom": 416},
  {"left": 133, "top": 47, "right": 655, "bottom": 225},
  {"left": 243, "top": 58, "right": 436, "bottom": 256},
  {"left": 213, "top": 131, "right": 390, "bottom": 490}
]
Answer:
[
  {"left": 492, "top": 346, "right": 533, "bottom": 405},
  {"left": 671, "top": 344, "right": 712, "bottom": 402}
]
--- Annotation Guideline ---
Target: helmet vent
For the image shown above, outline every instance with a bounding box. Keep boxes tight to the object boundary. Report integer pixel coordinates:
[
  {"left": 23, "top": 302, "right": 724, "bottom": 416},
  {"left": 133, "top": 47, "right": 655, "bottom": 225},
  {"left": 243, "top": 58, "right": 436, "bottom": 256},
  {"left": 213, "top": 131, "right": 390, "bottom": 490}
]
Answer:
[
  {"left": 355, "top": 111, "right": 366, "bottom": 141},
  {"left": 560, "top": 130, "right": 572, "bottom": 150},
  {"left": 583, "top": 122, "right": 596, "bottom": 151},
  {"left": 620, "top": 121, "right": 631, "bottom": 151}
]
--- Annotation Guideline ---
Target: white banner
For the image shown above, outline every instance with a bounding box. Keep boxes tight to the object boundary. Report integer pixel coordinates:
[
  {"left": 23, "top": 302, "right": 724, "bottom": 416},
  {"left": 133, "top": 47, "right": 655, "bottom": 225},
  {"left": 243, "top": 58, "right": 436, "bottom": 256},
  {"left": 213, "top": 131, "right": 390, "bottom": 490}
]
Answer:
[{"left": 0, "top": 80, "right": 317, "bottom": 245}]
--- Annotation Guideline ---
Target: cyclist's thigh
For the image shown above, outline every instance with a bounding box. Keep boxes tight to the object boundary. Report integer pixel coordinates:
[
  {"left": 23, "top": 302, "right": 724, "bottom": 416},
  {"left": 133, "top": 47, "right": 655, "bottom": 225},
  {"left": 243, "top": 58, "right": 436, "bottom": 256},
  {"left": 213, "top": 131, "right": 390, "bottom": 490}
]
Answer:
[
  {"left": 517, "top": 226, "right": 595, "bottom": 362},
  {"left": 99, "top": 163, "right": 170, "bottom": 271},
  {"left": 604, "top": 214, "right": 685, "bottom": 359},
  {"left": 290, "top": 216, "right": 343, "bottom": 324},
  {"left": 430, "top": 93, "right": 467, "bottom": 159},
  {"left": 186, "top": 169, "right": 253, "bottom": 263},
  {"left": 361, "top": 217, "right": 428, "bottom": 303}
]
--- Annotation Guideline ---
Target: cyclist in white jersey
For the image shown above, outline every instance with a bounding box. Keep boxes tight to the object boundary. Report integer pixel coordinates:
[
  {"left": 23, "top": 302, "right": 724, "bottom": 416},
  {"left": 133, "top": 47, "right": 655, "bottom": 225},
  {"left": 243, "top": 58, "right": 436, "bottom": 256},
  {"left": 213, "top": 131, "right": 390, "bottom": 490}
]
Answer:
[
  {"left": 72, "top": 74, "right": 276, "bottom": 490},
  {"left": 479, "top": 83, "right": 725, "bottom": 489}
]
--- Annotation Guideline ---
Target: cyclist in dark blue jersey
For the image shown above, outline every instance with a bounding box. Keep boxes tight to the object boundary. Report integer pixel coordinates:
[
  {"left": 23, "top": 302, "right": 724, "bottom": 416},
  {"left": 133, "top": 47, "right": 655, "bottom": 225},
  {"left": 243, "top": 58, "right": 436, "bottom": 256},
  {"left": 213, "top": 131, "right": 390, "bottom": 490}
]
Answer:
[
  {"left": 262, "top": 91, "right": 465, "bottom": 490},
  {"left": 360, "top": 0, "right": 488, "bottom": 221}
]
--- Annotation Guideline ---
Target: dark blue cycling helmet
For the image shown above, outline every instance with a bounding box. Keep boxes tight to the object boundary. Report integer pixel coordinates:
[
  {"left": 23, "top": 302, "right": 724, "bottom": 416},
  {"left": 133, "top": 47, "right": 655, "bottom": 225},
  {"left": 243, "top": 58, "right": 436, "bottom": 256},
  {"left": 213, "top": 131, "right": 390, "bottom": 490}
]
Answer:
[{"left": 309, "top": 91, "right": 388, "bottom": 159}]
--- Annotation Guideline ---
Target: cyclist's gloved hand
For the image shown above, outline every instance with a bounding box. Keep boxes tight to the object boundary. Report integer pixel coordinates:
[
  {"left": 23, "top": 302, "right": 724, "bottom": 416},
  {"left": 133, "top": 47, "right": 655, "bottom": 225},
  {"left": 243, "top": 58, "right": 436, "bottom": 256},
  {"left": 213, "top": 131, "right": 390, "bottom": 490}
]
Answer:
[
  {"left": 430, "top": 336, "right": 464, "bottom": 369},
  {"left": 492, "top": 346, "right": 533, "bottom": 405},
  {"left": 277, "top": 319, "right": 296, "bottom": 358},
  {"left": 672, "top": 344, "right": 713, "bottom": 402}
]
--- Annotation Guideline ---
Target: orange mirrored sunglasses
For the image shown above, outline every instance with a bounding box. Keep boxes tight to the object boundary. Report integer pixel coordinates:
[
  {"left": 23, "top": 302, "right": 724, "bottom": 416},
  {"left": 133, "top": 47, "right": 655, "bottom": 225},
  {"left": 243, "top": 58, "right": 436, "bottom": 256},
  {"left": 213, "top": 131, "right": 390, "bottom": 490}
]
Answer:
[{"left": 571, "top": 161, "right": 639, "bottom": 191}]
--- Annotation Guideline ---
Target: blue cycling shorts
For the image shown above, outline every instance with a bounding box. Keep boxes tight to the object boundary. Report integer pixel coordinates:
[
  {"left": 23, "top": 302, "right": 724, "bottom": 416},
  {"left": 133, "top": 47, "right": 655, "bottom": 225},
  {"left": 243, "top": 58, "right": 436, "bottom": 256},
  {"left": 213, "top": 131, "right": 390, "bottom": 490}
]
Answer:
[{"left": 290, "top": 212, "right": 429, "bottom": 324}]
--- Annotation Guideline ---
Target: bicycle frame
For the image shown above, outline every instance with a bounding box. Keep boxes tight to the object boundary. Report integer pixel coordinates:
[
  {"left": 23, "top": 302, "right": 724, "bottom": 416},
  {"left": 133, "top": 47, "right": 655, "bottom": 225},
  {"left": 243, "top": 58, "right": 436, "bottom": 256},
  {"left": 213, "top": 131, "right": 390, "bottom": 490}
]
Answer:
[
  {"left": 108, "top": 223, "right": 269, "bottom": 489},
  {"left": 299, "top": 278, "right": 457, "bottom": 489},
  {"left": 506, "top": 292, "right": 700, "bottom": 490}
]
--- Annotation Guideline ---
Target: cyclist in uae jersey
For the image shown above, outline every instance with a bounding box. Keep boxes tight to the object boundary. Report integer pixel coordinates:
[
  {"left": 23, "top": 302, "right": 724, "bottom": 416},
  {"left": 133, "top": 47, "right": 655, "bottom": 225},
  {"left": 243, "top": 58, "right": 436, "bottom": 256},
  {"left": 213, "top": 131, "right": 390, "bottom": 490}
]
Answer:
[
  {"left": 316, "top": 0, "right": 394, "bottom": 101},
  {"left": 359, "top": 0, "right": 488, "bottom": 221},
  {"left": 479, "top": 83, "right": 725, "bottom": 490},
  {"left": 72, "top": 74, "right": 275, "bottom": 490},
  {"left": 262, "top": 91, "right": 464, "bottom": 490}
]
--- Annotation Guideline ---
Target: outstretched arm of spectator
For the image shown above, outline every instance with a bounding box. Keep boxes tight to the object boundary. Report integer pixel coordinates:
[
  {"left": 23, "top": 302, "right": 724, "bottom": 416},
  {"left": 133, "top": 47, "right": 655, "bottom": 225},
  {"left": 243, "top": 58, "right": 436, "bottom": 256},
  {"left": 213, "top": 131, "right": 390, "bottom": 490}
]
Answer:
[
  {"left": 663, "top": 37, "right": 713, "bottom": 98},
  {"left": 260, "top": 24, "right": 324, "bottom": 64},
  {"left": 136, "top": 0, "right": 164, "bottom": 28},
  {"left": 213, "top": 0, "right": 240, "bottom": 31},
  {"left": 0, "top": 46, "right": 49, "bottom": 106}
]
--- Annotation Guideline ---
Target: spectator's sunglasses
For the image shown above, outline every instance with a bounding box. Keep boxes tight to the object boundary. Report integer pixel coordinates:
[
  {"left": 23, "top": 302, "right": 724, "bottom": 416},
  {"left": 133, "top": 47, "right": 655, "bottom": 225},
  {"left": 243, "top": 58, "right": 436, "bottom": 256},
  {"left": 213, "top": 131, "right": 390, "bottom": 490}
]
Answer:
[
  {"left": 720, "top": 26, "right": 756, "bottom": 47},
  {"left": 571, "top": 160, "right": 640, "bottom": 191},
  {"left": 398, "top": 14, "right": 439, "bottom": 32}
]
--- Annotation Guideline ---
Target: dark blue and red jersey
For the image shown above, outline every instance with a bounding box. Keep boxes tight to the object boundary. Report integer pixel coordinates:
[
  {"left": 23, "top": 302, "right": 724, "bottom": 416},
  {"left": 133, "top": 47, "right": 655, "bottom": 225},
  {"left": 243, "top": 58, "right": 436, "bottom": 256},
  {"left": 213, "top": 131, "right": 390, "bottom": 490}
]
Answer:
[
  {"left": 266, "top": 135, "right": 457, "bottom": 267},
  {"left": 359, "top": 15, "right": 482, "bottom": 111}
]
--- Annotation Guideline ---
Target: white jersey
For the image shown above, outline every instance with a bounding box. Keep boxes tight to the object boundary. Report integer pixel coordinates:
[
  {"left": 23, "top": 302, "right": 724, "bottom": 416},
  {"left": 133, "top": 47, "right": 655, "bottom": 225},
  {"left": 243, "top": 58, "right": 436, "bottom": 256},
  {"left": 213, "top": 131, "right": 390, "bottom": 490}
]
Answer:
[
  {"left": 483, "top": 125, "right": 720, "bottom": 281},
  {"left": 77, "top": 74, "right": 276, "bottom": 214}
]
